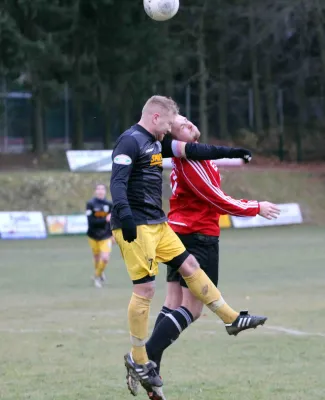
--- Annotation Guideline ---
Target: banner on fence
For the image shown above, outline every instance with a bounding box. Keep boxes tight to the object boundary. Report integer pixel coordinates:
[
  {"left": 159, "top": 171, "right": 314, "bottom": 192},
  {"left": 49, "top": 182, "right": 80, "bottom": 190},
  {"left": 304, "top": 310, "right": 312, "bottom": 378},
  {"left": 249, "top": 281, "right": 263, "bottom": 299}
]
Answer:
[
  {"left": 46, "top": 214, "right": 88, "bottom": 235},
  {"left": 219, "top": 215, "right": 232, "bottom": 228},
  {"left": 231, "top": 203, "right": 303, "bottom": 229},
  {"left": 0, "top": 212, "right": 47, "bottom": 239},
  {"left": 46, "top": 215, "right": 67, "bottom": 235},
  {"left": 66, "top": 150, "right": 243, "bottom": 172}
]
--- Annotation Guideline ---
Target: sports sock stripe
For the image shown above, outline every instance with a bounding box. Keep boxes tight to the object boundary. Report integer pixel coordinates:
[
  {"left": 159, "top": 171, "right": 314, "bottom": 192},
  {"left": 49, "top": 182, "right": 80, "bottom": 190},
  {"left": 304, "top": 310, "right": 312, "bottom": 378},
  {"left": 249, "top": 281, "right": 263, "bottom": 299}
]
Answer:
[{"left": 166, "top": 314, "right": 183, "bottom": 333}]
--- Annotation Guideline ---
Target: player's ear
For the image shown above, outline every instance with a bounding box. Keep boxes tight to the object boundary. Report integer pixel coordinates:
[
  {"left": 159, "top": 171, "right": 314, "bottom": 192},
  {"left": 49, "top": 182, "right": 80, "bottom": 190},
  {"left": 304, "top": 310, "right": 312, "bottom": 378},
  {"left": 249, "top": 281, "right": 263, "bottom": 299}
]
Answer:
[{"left": 152, "top": 113, "right": 159, "bottom": 125}]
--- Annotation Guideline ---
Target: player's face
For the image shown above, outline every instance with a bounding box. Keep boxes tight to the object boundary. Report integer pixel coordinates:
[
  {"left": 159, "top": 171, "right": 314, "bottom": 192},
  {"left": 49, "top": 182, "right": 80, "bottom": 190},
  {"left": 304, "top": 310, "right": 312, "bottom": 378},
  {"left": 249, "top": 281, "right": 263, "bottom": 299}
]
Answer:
[
  {"left": 152, "top": 110, "right": 176, "bottom": 141},
  {"left": 95, "top": 185, "right": 106, "bottom": 199},
  {"left": 171, "top": 115, "right": 201, "bottom": 142}
]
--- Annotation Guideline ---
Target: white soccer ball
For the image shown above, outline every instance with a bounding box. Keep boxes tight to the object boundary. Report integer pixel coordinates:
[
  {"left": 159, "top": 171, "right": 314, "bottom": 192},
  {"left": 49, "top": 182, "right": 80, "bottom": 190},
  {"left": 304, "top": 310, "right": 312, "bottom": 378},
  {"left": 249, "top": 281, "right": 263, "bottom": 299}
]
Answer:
[{"left": 143, "top": 0, "right": 179, "bottom": 22}]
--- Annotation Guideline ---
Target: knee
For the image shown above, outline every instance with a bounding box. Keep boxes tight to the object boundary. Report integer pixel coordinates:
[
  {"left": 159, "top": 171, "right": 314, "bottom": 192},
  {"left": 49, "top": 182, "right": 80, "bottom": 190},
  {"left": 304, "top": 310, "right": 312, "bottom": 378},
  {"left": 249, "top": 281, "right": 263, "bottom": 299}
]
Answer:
[
  {"left": 100, "top": 253, "right": 110, "bottom": 263},
  {"left": 142, "top": 285, "right": 155, "bottom": 299},
  {"left": 134, "top": 281, "right": 156, "bottom": 299},
  {"left": 178, "top": 254, "right": 200, "bottom": 277}
]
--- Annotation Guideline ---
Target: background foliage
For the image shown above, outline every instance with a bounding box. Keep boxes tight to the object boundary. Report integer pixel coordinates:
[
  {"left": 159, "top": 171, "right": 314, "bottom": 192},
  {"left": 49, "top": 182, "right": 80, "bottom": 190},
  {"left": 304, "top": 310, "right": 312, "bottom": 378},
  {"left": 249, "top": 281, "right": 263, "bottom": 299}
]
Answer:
[{"left": 1, "top": 0, "right": 325, "bottom": 161}]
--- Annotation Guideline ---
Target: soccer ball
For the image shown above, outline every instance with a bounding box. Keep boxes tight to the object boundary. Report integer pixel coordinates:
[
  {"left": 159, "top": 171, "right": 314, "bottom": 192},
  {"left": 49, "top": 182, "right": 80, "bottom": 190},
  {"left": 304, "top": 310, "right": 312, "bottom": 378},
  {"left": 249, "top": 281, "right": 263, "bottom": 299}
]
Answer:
[{"left": 143, "top": 0, "right": 179, "bottom": 22}]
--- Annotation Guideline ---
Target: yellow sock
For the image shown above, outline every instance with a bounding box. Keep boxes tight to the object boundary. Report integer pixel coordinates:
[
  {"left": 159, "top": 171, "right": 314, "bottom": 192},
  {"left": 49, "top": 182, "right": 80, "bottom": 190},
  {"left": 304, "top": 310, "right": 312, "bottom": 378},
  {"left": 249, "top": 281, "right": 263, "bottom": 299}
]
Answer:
[
  {"left": 128, "top": 293, "right": 151, "bottom": 365},
  {"left": 95, "top": 259, "right": 107, "bottom": 278},
  {"left": 182, "top": 268, "right": 239, "bottom": 324},
  {"left": 94, "top": 259, "right": 100, "bottom": 272}
]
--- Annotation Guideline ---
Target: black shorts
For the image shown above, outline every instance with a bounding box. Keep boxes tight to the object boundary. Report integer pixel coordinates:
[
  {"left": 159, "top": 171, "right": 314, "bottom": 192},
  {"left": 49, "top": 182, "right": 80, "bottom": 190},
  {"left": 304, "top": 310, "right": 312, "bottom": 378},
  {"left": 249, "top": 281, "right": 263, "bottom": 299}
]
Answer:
[{"left": 166, "top": 233, "right": 219, "bottom": 288}]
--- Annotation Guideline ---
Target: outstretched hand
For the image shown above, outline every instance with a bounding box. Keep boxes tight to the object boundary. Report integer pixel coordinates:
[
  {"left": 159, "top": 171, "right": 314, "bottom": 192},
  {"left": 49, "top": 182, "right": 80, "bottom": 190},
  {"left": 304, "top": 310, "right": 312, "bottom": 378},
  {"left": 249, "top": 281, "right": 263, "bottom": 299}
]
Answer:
[{"left": 229, "top": 148, "right": 252, "bottom": 163}]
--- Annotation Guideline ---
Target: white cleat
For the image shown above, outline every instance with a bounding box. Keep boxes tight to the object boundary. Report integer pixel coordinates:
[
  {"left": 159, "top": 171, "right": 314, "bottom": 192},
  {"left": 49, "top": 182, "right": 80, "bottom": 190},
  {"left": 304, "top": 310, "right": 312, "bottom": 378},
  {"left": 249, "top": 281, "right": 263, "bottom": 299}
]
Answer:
[
  {"left": 94, "top": 278, "right": 103, "bottom": 288},
  {"left": 100, "top": 272, "right": 106, "bottom": 282}
]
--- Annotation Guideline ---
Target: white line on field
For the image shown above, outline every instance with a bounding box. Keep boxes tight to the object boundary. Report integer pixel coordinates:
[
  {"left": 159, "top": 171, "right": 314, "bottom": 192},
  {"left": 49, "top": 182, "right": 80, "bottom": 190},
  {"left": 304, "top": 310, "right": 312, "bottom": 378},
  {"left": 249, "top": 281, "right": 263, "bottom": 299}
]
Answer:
[
  {"left": 0, "top": 324, "right": 324, "bottom": 338},
  {"left": 189, "top": 318, "right": 325, "bottom": 338}
]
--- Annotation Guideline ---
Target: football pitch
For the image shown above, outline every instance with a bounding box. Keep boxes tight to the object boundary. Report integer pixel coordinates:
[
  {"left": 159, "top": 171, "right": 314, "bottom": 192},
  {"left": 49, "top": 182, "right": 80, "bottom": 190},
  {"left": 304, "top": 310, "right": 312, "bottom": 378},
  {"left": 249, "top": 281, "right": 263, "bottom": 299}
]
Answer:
[{"left": 1, "top": 226, "right": 324, "bottom": 400}]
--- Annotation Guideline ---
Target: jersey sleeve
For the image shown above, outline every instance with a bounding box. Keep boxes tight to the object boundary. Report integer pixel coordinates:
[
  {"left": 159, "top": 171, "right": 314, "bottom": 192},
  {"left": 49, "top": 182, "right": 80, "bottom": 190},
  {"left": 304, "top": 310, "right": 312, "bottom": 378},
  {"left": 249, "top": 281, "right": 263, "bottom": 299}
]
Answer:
[
  {"left": 161, "top": 136, "right": 236, "bottom": 160},
  {"left": 161, "top": 135, "right": 173, "bottom": 158},
  {"left": 110, "top": 135, "right": 139, "bottom": 220},
  {"left": 178, "top": 160, "right": 260, "bottom": 217},
  {"left": 86, "top": 201, "right": 106, "bottom": 227}
]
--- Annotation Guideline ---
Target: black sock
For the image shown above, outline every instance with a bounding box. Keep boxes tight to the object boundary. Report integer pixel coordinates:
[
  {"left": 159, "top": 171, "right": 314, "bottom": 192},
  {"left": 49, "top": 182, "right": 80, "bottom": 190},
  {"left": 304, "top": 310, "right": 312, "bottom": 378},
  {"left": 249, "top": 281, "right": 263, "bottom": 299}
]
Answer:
[
  {"left": 146, "top": 306, "right": 194, "bottom": 373},
  {"left": 152, "top": 306, "right": 172, "bottom": 332}
]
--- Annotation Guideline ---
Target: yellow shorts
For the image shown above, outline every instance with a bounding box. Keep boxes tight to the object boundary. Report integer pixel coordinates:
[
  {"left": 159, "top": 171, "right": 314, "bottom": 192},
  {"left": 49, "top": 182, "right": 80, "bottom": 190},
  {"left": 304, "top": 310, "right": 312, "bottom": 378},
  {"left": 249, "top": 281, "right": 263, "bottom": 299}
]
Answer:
[
  {"left": 113, "top": 222, "right": 186, "bottom": 281},
  {"left": 88, "top": 238, "right": 112, "bottom": 255}
]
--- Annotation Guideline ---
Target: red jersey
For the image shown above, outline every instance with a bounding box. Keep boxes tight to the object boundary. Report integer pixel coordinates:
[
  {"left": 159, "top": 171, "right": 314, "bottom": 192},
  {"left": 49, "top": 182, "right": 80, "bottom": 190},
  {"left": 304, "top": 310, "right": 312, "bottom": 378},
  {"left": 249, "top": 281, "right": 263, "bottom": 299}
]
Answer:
[{"left": 168, "top": 158, "right": 260, "bottom": 236}]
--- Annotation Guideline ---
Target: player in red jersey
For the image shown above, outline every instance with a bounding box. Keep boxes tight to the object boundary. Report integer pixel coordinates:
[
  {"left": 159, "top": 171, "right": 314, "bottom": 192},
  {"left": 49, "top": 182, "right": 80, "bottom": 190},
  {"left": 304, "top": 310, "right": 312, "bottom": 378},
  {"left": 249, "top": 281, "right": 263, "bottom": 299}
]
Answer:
[{"left": 143, "top": 116, "right": 280, "bottom": 377}]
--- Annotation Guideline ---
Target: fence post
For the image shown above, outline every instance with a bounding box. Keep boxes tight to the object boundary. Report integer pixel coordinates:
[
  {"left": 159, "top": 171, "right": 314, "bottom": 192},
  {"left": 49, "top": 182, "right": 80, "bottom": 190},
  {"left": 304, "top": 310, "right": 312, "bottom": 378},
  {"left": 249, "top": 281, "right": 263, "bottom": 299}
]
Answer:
[
  {"left": 277, "top": 88, "right": 284, "bottom": 161},
  {"left": 64, "top": 82, "right": 70, "bottom": 150}
]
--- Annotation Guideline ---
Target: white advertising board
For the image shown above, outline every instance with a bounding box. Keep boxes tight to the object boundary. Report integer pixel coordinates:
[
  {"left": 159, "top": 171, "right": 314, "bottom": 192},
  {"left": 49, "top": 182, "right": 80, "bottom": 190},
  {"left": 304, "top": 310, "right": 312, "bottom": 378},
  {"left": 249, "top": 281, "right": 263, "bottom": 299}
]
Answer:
[
  {"left": 231, "top": 203, "right": 303, "bottom": 228},
  {"left": 0, "top": 212, "right": 47, "bottom": 239},
  {"left": 67, "top": 150, "right": 243, "bottom": 171},
  {"left": 65, "top": 215, "right": 88, "bottom": 234}
]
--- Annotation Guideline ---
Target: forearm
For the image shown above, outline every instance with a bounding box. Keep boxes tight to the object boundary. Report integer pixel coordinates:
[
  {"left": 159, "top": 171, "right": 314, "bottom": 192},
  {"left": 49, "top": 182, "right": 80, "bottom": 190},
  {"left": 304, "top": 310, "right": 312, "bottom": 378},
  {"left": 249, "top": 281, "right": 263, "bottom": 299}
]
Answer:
[
  {"left": 110, "top": 180, "right": 132, "bottom": 219},
  {"left": 171, "top": 141, "right": 234, "bottom": 160}
]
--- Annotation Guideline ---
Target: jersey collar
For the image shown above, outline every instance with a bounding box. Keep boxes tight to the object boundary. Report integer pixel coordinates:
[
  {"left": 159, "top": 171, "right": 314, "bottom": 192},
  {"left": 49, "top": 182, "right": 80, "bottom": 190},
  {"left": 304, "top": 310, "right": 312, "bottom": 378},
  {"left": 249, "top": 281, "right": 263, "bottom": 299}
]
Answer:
[{"left": 135, "top": 124, "right": 156, "bottom": 142}]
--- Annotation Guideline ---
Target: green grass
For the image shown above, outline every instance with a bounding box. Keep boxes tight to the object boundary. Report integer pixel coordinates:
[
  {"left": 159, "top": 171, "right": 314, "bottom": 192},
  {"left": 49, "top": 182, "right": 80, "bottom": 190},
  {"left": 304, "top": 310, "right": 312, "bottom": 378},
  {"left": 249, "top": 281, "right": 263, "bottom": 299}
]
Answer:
[{"left": 1, "top": 226, "right": 325, "bottom": 400}]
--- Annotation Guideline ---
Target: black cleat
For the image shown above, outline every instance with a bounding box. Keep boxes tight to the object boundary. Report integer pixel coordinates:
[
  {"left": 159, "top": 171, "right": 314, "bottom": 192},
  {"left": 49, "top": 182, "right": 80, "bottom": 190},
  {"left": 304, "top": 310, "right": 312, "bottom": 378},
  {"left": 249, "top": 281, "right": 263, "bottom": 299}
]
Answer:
[
  {"left": 225, "top": 311, "right": 267, "bottom": 336},
  {"left": 124, "top": 353, "right": 166, "bottom": 399}
]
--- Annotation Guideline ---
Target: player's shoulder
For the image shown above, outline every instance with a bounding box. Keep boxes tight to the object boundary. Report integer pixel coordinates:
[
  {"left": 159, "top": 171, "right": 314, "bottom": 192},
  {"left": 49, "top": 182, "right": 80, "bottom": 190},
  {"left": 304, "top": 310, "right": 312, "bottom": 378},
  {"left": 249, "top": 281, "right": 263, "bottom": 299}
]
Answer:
[
  {"left": 86, "top": 197, "right": 96, "bottom": 206},
  {"left": 103, "top": 198, "right": 113, "bottom": 206}
]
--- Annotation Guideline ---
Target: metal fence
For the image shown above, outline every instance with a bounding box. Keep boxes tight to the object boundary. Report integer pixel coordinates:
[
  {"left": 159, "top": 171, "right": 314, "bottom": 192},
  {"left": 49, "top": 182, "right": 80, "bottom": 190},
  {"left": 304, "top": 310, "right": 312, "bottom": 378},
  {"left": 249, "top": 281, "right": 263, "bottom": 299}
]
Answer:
[{"left": 1, "top": 77, "right": 324, "bottom": 161}]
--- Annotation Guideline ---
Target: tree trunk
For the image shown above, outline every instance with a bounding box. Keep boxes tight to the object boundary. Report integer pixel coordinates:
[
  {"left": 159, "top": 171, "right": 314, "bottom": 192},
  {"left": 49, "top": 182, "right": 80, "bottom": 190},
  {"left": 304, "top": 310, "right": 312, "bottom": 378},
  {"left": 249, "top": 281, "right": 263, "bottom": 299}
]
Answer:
[
  {"left": 197, "top": 4, "right": 209, "bottom": 143},
  {"left": 314, "top": 2, "right": 325, "bottom": 123},
  {"left": 32, "top": 90, "right": 44, "bottom": 156},
  {"left": 218, "top": 19, "right": 228, "bottom": 139},
  {"left": 249, "top": 0, "right": 263, "bottom": 135},
  {"left": 103, "top": 108, "right": 111, "bottom": 149},
  {"left": 295, "top": 83, "right": 305, "bottom": 163},
  {"left": 72, "top": 91, "right": 84, "bottom": 150},
  {"left": 265, "top": 50, "right": 277, "bottom": 136}
]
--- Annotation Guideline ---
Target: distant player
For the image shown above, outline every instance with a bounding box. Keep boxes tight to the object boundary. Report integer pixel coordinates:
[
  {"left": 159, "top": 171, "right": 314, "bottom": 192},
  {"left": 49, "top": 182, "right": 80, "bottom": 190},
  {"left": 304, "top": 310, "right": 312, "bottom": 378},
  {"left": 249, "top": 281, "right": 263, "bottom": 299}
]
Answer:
[{"left": 86, "top": 184, "right": 113, "bottom": 288}]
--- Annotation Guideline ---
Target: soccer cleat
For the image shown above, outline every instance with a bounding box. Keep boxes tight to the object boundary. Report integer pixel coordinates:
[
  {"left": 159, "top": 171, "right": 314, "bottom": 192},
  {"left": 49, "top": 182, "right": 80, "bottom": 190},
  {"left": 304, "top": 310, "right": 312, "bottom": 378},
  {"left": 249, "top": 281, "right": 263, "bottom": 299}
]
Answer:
[
  {"left": 225, "top": 310, "right": 267, "bottom": 336},
  {"left": 94, "top": 277, "right": 103, "bottom": 288},
  {"left": 124, "top": 353, "right": 166, "bottom": 399},
  {"left": 100, "top": 272, "right": 106, "bottom": 282}
]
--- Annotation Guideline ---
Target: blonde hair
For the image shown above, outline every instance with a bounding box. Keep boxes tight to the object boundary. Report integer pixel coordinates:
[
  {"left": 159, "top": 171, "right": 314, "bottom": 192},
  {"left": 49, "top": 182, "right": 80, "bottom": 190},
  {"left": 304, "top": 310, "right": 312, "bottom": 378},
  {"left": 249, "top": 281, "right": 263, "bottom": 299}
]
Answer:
[{"left": 142, "top": 95, "right": 179, "bottom": 116}]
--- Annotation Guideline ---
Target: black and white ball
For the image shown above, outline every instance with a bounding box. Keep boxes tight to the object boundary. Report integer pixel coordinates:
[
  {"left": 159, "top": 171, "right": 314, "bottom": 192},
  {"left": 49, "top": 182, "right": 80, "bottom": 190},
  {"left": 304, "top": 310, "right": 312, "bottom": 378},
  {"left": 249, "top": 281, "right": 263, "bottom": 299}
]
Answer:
[{"left": 143, "top": 0, "right": 179, "bottom": 22}]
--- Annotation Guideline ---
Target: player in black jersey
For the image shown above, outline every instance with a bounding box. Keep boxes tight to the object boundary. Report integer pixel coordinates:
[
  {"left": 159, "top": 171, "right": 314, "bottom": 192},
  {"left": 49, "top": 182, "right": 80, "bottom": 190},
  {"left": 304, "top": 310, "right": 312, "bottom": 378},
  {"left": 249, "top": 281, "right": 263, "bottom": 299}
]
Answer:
[{"left": 86, "top": 184, "right": 113, "bottom": 288}]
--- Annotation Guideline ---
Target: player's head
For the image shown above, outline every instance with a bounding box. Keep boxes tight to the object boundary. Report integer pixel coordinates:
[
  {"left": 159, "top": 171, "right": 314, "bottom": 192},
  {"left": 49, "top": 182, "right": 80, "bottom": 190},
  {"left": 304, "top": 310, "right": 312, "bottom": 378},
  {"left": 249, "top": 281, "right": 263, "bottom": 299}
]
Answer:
[
  {"left": 171, "top": 115, "right": 201, "bottom": 142},
  {"left": 140, "top": 95, "right": 179, "bottom": 141},
  {"left": 95, "top": 183, "right": 106, "bottom": 199}
]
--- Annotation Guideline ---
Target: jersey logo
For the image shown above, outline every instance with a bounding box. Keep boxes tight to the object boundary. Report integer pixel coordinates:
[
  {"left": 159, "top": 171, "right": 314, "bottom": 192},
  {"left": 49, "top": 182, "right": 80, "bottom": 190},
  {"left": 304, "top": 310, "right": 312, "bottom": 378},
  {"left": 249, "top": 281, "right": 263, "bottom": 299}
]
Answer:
[
  {"left": 150, "top": 153, "right": 163, "bottom": 167},
  {"left": 94, "top": 211, "right": 108, "bottom": 217},
  {"left": 146, "top": 148, "right": 154, "bottom": 153},
  {"left": 114, "top": 154, "right": 132, "bottom": 165},
  {"left": 103, "top": 205, "right": 109, "bottom": 212}
]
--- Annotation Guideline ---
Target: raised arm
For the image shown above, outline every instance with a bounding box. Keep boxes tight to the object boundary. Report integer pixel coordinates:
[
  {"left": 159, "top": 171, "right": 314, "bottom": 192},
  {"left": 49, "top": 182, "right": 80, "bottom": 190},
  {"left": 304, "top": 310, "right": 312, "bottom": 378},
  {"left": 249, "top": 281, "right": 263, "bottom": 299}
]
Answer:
[{"left": 161, "top": 136, "right": 252, "bottom": 162}]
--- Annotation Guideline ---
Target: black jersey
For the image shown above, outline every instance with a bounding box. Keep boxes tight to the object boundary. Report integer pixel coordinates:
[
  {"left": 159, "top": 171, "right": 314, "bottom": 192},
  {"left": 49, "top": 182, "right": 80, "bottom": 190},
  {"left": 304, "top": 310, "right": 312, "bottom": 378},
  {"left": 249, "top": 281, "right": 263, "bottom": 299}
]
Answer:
[
  {"left": 110, "top": 124, "right": 237, "bottom": 230},
  {"left": 110, "top": 124, "right": 170, "bottom": 229},
  {"left": 86, "top": 197, "right": 113, "bottom": 240}
]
